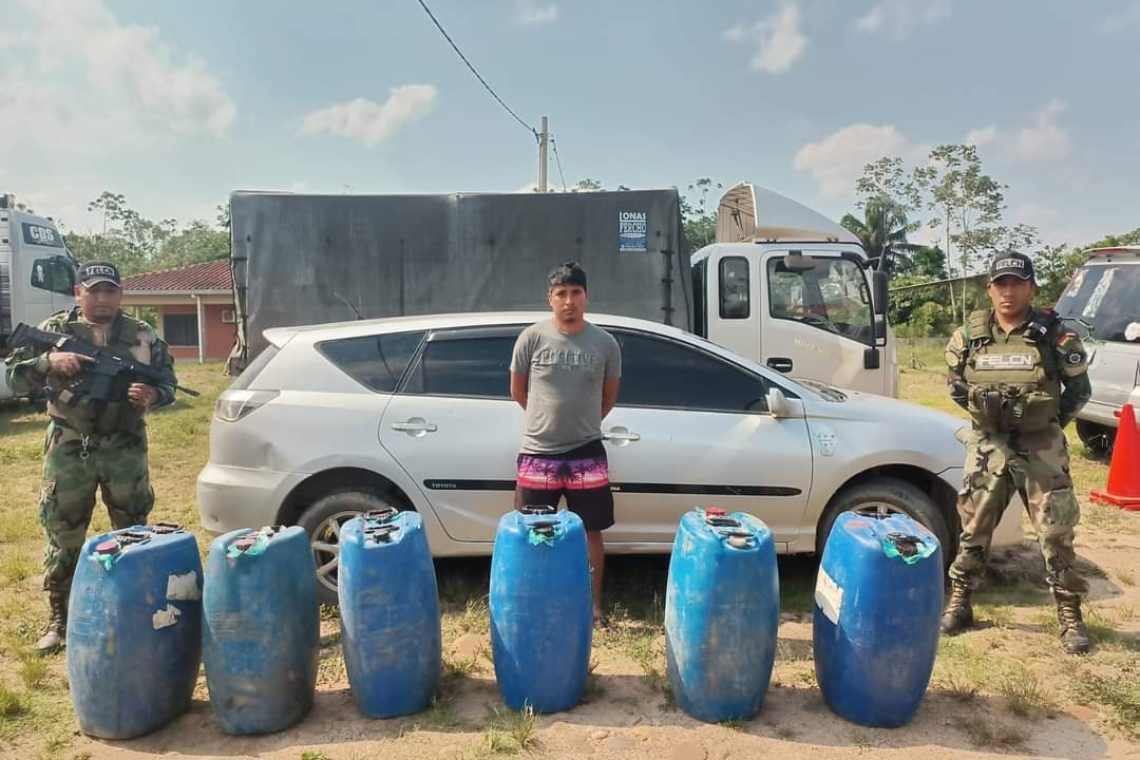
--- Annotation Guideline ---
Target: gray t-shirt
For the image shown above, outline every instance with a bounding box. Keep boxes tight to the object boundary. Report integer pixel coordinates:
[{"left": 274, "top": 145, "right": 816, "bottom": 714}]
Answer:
[{"left": 510, "top": 320, "right": 622, "bottom": 455}]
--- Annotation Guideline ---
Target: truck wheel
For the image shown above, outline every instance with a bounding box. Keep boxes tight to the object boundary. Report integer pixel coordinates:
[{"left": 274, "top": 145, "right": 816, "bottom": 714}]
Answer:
[
  {"left": 1075, "top": 419, "right": 1114, "bottom": 460},
  {"left": 297, "top": 490, "right": 405, "bottom": 606},
  {"left": 816, "top": 478, "right": 954, "bottom": 567}
]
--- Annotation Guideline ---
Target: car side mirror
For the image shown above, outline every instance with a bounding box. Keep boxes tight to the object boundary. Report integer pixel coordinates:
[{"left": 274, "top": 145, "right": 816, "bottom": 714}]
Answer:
[
  {"left": 873, "top": 270, "right": 889, "bottom": 316},
  {"left": 766, "top": 387, "right": 792, "bottom": 418},
  {"left": 30, "top": 257, "right": 75, "bottom": 295}
]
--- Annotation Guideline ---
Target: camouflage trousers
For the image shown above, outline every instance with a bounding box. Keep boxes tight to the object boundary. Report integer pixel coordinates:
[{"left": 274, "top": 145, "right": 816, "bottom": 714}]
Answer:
[
  {"left": 949, "top": 424, "right": 1087, "bottom": 596},
  {"left": 39, "top": 420, "right": 154, "bottom": 596}
]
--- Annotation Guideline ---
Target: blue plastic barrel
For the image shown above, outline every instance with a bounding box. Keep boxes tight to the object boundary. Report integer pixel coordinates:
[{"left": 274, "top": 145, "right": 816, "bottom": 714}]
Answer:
[
  {"left": 665, "top": 508, "right": 779, "bottom": 723},
  {"left": 490, "top": 507, "right": 592, "bottom": 713},
  {"left": 67, "top": 522, "right": 202, "bottom": 739},
  {"left": 202, "top": 525, "right": 320, "bottom": 735},
  {"left": 339, "top": 508, "right": 441, "bottom": 718},
  {"left": 813, "top": 511, "right": 943, "bottom": 727}
]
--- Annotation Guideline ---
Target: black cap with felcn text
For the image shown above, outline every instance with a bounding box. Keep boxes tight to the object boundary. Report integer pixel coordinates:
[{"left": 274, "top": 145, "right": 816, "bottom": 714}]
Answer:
[
  {"left": 989, "top": 251, "right": 1035, "bottom": 283},
  {"left": 77, "top": 261, "right": 122, "bottom": 288}
]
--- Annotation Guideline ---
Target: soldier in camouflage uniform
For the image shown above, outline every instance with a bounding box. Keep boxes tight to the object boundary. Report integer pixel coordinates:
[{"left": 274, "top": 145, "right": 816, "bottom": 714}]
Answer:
[
  {"left": 942, "top": 251, "right": 1094, "bottom": 655},
  {"left": 4, "top": 261, "right": 177, "bottom": 654}
]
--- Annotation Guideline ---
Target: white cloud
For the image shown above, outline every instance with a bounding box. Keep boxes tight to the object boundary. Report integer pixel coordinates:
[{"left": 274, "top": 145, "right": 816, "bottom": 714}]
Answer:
[
  {"left": 1013, "top": 99, "right": 1071, "bottom": 162},
  {"left": 793, "top": 123, "right": 918, "bottom": 196},
  {"left": 298, "top": 85, "right": 438, "bottom": 148},
  {"left": 965, "top": 125, "right": 998, "bottom": 147},
  {"left": 724, "top": 3, "right": 807, "bottom": 74},
  {"left": 1098, "top": 3, "right": 1140, "bottom": 33},
  {"left": 516, "top": 1, "right": 558, "bottom": 25},
  {"left": 1011, "top": 203, "right": 1057, "bottom": 226},
  {"left": 855, "top": 0, "right": 950, "bottom": 41},
  {"left": 0, "top": 0, "right": 236, "bottom": 152}
]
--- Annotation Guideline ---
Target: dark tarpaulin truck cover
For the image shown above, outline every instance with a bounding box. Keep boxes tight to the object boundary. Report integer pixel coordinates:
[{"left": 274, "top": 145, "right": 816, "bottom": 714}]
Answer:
[{"left": 227, "top": 189, "right": 688, "bottom": 373}]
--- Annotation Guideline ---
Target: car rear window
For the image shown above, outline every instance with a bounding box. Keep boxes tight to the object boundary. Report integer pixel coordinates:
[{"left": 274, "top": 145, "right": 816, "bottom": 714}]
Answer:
[
  {"left": 229, "top": 345, "right": 279, "bottom": 390},
  {"left": 318, "top": 331, "right": 426, "bottom": 392}
]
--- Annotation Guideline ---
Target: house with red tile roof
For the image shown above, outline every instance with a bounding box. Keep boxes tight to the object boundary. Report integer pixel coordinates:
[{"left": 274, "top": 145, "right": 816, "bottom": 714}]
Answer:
[{"left": 121, "top": 259, "right": 236, "bottom": 362}]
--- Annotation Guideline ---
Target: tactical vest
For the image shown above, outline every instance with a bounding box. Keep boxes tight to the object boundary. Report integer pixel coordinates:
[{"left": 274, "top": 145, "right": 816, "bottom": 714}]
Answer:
[
  {"left": 961, "top": 309, "right": 1062, "bottom": 434},
  {"left": 45, "top": 309, "right": 149, "bottom": 436}
]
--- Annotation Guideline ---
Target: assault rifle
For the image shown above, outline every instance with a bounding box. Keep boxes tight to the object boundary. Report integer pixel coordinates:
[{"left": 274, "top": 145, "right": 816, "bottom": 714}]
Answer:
[{"left": 9, "top": 323, "right": 199, "bottom": 401}]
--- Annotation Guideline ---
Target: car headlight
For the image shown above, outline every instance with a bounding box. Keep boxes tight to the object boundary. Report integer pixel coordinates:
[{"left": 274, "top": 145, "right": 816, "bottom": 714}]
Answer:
[{"left": 214, "top": 390, "right": 279, "bottom": 422}]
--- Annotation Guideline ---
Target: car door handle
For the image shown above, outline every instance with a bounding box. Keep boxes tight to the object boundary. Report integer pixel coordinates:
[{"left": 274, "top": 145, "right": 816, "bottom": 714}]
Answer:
[
  {"left": 603, "top": 428, "right": 641, "bottom": 443},
  {"left": 391, "top": 418, "right": 438, "bottom": 435},
  {"left": 767, "top": 357, "right": 793, "bottom": 373}
]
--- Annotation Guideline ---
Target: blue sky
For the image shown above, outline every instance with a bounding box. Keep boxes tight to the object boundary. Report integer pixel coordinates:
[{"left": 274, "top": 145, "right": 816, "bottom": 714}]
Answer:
[{"left": 3, "top": 0, "right": 1138, "bottom": 249}]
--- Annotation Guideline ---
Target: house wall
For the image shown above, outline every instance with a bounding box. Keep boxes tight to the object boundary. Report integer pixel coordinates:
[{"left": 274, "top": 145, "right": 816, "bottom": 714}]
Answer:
[{"left": 157, "top": 303, "right": 236, "bottom": 361}]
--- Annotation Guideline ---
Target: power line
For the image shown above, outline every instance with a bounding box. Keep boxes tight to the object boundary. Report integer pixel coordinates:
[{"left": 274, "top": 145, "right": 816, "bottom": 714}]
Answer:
[
  {"left": 414, "top": 0, "right": 538, "bottom": 141},
  {"left": 550, "top": 136, "right": 567, "bottom": 192}
]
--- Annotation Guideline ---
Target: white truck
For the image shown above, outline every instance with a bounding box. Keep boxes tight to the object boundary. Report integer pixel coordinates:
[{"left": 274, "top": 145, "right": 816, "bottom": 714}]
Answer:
[
  {"left": 229, "top": 182, "right": 897, "bottom": 396},
  {"left": 0, "top": 194, "right": 78, "bottom": 400},
  {"left": 691, "top": 182, "right": 895, "bottom": 396}
]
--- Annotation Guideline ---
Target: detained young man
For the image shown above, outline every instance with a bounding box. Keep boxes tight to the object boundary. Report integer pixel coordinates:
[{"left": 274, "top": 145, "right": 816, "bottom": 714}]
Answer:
[{"left": 509, "top": 262, "right": 621, "bottom": 627}]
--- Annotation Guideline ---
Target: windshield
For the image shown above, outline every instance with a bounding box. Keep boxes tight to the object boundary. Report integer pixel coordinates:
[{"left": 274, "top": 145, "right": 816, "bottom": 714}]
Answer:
[
  {"left": 767, "top": 256, "right": 874, "bottom": 345},
  {"left": 1054, "top": 263, "right": 1140, "bottom": 344}
]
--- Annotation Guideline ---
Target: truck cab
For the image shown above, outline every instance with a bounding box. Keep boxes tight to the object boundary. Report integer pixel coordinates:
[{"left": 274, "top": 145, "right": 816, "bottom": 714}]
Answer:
[
  {"left": 0, "top": 193, "right": 78, "bottom": 399},
  {"left": 1053, "top": 246, "right": 1140, "bottom": 455},
  {"left": 690, "top": 183, "right": 896, "bottom": 397}
]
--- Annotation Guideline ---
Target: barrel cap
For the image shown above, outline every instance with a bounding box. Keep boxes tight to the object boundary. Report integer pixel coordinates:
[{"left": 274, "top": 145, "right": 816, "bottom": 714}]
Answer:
[
  {"left": 233, "top": 535, "right": 259, "bottom": 551},
  {"left": 95, "top": 539, "right": 120, "bottom": 556}
]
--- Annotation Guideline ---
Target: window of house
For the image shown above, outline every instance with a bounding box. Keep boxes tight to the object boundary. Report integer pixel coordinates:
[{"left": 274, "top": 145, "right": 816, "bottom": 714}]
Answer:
[{"left": 163, "top": 314, "right": 199, "bottom": 347}]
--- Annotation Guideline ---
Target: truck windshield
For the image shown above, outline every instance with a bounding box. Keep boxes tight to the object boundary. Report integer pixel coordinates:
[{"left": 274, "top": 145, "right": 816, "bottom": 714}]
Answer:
[
  {"left": 767, "top": 257, "right": 874, "bottom": 345},
  {"left": 1054, "top": 263, "right": 1140, "bottom": 343}
]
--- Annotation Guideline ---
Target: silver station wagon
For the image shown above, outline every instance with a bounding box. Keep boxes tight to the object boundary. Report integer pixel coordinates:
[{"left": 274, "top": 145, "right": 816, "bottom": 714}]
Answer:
[{"left": 198, "top": 312, "right": 1019, "bottom": 602}]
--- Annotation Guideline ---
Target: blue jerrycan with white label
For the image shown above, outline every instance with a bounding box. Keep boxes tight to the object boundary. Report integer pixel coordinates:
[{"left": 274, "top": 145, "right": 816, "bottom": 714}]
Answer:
[
  {"left": 813, "top": 511, "right": 942, "bottom": 727},
  {"left": 67, "top": 522, "right": 202, "bottom": 739}
]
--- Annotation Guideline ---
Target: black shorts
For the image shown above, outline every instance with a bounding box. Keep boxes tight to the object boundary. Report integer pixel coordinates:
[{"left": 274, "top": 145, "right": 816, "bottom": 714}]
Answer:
[{"left": 515, "top": 440, "right": 615, "bottom": 532}]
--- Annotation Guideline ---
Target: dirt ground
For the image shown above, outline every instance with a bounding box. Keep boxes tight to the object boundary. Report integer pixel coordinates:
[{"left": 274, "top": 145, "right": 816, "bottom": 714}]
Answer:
[{"left": 37, "top": 507, "right": 1140, "bottom": 760}]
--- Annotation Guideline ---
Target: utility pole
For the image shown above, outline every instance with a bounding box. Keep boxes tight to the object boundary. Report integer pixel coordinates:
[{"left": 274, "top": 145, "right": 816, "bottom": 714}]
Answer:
[{"left": 538, "top": 115, "right": 549, "bottom": 193}]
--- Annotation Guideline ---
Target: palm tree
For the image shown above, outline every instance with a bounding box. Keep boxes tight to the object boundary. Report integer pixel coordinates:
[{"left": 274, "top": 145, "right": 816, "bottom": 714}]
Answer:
[{"left": 840, "top": 198, "right": 913, "bottom": 273}]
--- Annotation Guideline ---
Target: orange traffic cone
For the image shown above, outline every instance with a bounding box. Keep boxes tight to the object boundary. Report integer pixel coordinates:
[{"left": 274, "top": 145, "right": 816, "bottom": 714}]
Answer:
[{"left": 1091, "top": 403, "right": 1140, "bottom": 511}]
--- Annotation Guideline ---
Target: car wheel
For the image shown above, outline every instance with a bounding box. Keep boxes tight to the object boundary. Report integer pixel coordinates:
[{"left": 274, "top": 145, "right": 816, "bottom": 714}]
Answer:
[
  {"left": 296, "top": 490, "right": 405, "bottom": 606},
  {"left": 816, "top": 478, "right": 954, "bottom": 566},
  {"left": 1075, "top": 419, "right": 1114, "bottom": 460}
]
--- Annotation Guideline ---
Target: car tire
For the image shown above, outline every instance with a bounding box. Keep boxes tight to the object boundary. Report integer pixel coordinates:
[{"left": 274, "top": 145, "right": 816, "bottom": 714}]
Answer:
[
  {"left": 816, "top": 478, "right": 954, "bottom": 566},
  {"left": 1075, "top": 419, "right": 1114, "bottom": 460},
  {"left": 297, "top": 489, "right": 405, "bottom": 606}
]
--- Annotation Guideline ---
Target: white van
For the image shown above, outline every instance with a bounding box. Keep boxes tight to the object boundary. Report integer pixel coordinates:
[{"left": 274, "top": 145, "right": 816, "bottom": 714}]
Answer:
[
  {"left": 0, "top": 194, "right": 78, "bottom": 399},
  {"left": 1053, "top": 246, "right": 1140, "bottom": 454}
]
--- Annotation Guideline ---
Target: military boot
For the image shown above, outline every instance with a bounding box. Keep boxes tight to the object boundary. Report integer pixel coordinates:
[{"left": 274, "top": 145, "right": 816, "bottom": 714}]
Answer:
[
  {"left": 1055, "top": 592, "right": 1091, "bottom": 655},
  {"left": 34, "top": 590, "right": 68, "bottom": 655},
  {"left": 940, "top": 578, "right": 974, "bottom": 635}
]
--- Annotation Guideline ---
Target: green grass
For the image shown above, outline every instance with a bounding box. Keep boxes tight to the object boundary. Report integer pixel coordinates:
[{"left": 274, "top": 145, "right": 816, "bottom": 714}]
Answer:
[
  {"left": 482, "top": 705, "right": 540, "bottom": 755},
  {"left": 0, "top": 683, "right": 29, "bottom": 719},
  {"left": 932, "top": 638, "right": 988, "bottom": 702},
  {"left": 1071, "top": 671, "right": 1140, "bottom": 741},
  {"left": 954, "top": 712, "right": 1030, "bottom": 751},
  {"left": 996, "top": 665, "right": 1054, "bottom": 719}
]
